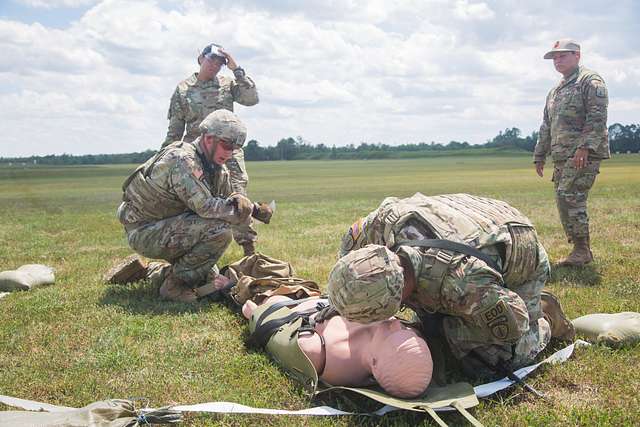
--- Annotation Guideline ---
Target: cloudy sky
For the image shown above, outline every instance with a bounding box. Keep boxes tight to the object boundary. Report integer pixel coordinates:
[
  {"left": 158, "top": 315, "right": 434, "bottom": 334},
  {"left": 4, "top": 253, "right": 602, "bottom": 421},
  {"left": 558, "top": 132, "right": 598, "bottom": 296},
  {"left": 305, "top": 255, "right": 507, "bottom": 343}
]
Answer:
[{"left": 1, "top": 0, "right": 638, "bottom": 157}]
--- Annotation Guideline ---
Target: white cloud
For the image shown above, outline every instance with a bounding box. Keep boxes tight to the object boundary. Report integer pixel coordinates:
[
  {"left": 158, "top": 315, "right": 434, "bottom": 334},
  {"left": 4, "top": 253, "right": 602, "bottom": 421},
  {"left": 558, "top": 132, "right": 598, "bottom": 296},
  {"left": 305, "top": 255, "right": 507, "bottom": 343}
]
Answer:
[
  {"left": 0, "top": 0, "right": 639, "bottom": 157},
  {"left": 15, "top": 0, "right": 99, "bottom": 9},
  {"left": 453, "top": 0, "right": 495, "bottom": 21}
]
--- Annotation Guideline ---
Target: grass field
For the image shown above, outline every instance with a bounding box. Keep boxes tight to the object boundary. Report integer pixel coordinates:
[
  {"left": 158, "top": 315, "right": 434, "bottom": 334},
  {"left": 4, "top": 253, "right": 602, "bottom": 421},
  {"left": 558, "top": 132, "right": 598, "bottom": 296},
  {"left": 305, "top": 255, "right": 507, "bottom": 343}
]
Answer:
[{"left": 1, "top": 154, "right": 639, "bottom": 426}]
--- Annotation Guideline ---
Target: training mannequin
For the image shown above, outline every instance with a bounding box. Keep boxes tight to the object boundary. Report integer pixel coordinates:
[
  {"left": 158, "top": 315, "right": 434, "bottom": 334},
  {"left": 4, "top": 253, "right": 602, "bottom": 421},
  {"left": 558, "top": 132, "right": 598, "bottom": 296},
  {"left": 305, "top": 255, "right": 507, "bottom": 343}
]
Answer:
[{"left": 241, "top": 292, "right": 433, "bottom": 398}]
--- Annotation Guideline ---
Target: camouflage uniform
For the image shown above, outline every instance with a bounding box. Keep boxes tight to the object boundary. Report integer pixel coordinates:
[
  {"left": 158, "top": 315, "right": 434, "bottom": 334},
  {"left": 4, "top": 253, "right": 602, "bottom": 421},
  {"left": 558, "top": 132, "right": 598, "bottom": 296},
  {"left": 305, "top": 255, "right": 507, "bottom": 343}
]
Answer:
[
  {"left": 338, "top": 193, "right": 551, "bottom": 370},
  {"left": 162, "top": 71, "right": 259, "bottom": 247},
  {"left": 534, "top": 66, "right": 609, "bottom": 243},
  {"left": 117, "top": 140, "right": 247, "bottom": 288}
]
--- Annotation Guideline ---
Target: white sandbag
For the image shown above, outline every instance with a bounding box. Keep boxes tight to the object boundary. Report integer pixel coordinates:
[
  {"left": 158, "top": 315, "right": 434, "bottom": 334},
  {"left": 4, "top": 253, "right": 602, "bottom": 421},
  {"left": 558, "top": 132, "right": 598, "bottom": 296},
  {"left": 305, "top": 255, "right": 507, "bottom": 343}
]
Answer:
[
  {"left": 572, "top": 312, "right": 640, "bottom": 348},
  {"left": 0, "top": 264, "right": 55, "bottom": 292}
]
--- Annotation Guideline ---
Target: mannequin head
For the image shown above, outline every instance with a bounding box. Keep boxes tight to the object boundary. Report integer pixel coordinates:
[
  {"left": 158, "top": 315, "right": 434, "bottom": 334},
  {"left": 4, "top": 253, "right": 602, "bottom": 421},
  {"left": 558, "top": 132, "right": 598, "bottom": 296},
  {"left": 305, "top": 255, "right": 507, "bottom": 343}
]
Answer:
[{"left": 368, "top": 320, "right": 433, "bottom": 398}]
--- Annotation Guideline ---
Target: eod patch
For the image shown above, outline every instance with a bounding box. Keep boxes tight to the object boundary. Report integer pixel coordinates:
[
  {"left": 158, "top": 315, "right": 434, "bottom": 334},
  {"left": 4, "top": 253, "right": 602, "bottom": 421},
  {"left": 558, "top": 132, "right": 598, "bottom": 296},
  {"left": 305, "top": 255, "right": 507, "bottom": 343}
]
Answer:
[{"left": 478, "top": 299, "right": 511, "bottom": 340}]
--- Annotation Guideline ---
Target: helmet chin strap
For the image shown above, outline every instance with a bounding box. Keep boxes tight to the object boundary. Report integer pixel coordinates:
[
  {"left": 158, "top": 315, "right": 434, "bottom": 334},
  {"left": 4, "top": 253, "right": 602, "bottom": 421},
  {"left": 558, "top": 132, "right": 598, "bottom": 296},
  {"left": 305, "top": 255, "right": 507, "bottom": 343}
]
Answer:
[{"left": 197, "top": 135, "right": 219, "bottom": 174}]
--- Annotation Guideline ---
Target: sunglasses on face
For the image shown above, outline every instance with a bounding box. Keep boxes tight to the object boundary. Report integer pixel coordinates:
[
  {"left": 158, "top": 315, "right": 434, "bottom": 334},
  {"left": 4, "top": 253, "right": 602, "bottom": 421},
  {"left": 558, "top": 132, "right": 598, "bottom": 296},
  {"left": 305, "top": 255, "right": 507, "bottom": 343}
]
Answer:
[{"left": 217, "top": 138, "right": 235, "bottom": 151}]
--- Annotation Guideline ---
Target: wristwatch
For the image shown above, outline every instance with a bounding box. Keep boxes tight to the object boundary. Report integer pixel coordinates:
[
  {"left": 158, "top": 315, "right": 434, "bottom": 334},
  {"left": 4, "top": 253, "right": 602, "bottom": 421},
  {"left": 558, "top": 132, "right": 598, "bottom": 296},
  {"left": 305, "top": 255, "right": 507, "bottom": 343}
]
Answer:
[{"left": 233, "top": 67, "right": 246, "bottom": 78}]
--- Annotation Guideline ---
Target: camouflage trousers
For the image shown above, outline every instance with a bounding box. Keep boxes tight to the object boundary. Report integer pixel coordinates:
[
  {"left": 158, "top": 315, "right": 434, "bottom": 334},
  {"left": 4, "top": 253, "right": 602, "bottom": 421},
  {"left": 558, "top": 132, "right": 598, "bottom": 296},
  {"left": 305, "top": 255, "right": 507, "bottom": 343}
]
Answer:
[
  {"left": 125, "top": 212, "right": 232, "bottom": 287},
  {"left": 553, "top": 160, "right": 600, "bottom": 242},
  {"left": 441, "top": 243, "right": 551, "bottom": 372},
  {"left": 227, "top": 147, "right": 257, "bottom": 246}
]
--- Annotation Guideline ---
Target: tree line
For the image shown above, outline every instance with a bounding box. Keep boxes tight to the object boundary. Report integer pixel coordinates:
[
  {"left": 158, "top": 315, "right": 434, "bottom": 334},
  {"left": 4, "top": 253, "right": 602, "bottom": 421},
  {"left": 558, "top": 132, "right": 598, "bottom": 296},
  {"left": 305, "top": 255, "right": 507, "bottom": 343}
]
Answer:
[{"left": 2, "top": 123, "right": 638, "bottom": 165}]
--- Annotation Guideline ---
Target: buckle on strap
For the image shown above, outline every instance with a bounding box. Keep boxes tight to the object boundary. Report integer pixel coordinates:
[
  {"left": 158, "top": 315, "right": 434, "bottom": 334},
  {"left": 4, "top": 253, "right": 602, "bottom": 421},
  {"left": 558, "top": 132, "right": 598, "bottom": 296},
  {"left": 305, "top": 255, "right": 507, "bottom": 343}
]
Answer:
[{"left": 429, "top": 249, "right": 453, "bottom": 283}]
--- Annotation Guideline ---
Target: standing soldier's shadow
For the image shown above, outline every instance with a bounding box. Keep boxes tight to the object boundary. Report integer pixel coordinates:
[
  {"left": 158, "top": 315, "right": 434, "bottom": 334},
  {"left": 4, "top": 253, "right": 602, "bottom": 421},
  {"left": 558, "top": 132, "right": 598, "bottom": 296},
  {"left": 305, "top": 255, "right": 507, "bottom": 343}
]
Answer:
[
  {"left": 549, "top": 263, "right": 602, "bottom": 286},
  {"left": 100, "top": 280, "right": 211, "bottom": 314}
]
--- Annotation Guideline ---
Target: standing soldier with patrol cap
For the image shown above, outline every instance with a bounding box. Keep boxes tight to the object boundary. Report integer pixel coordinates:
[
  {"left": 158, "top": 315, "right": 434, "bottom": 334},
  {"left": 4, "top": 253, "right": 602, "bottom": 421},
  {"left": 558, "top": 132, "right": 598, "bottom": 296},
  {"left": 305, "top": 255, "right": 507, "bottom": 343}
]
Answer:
[
  {"left": 534, "top": 39, "right": 610, "bottom": 266},
  {"left": 115, "top": 110, "right": 263, "bottom": 303},
  {"left": 163, "top": 43, "right": 261, "bottom": 256},
  {"left": 326, "top": 193, "right": 575, "bottom": 377}
]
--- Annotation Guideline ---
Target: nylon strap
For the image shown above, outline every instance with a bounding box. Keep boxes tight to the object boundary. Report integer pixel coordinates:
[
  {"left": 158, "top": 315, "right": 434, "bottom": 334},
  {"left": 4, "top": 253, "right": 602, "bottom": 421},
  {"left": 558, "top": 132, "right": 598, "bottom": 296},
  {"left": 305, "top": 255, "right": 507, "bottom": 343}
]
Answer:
[
  {"left": 396, "top": 239, "right": 501, "bottom": 273},
  {"left": 250, "top": 311, "right": 301, "bottom": 348},
  {"left": 253, "top": 297, "right": 318, "bottom": 330},
  {"left": 249, "top": 297, "right": 322, "bottom": 348},
  {"left": 452, "top": 401, "right": 485, "bottom": 427},
  {"left": 424, "top": 407, "right": 448, "bottom": 427}
]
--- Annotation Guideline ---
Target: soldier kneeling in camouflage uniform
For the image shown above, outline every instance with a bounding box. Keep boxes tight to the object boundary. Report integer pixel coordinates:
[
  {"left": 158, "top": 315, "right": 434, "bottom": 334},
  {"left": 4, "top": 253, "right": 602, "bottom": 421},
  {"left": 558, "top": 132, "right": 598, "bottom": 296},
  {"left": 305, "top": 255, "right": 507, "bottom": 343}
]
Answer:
[
  {"left": 115, "top": 110, "right": 256, "bottom": 303},
  {"left": 328, "top": 193, "right": 575, "bottom": 377}
]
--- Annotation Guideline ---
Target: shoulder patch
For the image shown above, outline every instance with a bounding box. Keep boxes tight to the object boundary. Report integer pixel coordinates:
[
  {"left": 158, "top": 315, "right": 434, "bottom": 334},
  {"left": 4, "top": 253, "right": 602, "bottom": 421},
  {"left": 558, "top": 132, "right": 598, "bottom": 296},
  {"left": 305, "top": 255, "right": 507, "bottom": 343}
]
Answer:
[
  {"left": 478, "top": 299, "right": 511, "bottom": 340},
  {"left": 595, "top": 85, "right": 607, "bottom": 98},
  {"left": 341, "top": 218, "right": 366, "bottom": 252}
]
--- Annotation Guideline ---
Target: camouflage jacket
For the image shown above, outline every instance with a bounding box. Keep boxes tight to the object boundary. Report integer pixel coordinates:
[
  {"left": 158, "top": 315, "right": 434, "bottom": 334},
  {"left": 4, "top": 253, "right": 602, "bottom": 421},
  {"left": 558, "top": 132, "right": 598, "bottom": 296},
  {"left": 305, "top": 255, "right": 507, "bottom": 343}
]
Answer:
[
  {"left": 117, "top": 140, "right": 240, "bottom": 226},
  {"left": 534, "top": 66, "right": 610, "bottom": 163},
  {"left": 339, "top": 193, "right": 539, "bottom": 314},
  {"left": 162, "top": 71, "right": 259, "bottom": 147}
]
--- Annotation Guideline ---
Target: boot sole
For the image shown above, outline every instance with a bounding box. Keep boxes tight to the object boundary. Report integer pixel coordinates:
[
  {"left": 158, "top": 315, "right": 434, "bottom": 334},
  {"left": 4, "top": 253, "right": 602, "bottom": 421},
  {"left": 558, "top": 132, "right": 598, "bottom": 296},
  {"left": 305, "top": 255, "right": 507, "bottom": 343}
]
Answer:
[
  {"left": 541, "top": 291, "right": 576, "bottom": 341},
  {"left": 104, "top": 255, "right": 147, "bottom": 284}
]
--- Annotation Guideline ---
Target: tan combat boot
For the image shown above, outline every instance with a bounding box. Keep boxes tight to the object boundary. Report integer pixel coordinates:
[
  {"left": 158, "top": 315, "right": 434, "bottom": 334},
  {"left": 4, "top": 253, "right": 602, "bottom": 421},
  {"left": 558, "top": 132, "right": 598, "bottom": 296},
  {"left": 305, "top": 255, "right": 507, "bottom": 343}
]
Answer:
[
  {"left": 541, "top": 290, "right": 575, "bottom": 341},
  {"left": 557, "top": 236, "right": 593, "bottom": 267},
  {"left": 104, "top": 255, "right": 148, "bottom": 284},
  {"left": 159, "top": 273, "right": 198, "bottom": 303}
]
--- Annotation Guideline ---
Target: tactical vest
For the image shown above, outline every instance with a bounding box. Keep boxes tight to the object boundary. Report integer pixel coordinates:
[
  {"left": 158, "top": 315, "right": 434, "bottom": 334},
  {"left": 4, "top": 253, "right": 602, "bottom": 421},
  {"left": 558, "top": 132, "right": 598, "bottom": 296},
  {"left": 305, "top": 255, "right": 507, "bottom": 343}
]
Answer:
[
  {"left": 369, "top": 194, "right": 539, "bottom": 305},
  {"left": 248, "top": 302, "right": 320, "bottom": 393},
  {"left": 117, "top": 141, "right": 230, "bottom": 226}
]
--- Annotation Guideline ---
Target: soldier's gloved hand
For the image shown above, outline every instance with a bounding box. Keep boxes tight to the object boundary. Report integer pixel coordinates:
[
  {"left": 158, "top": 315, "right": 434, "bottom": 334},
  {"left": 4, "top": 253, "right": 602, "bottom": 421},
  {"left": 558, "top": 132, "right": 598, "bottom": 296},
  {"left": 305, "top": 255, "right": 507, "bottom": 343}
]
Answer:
[
  {"left": 229, "top": 193, "right": 253, "bottom": 223},
  {"left": 252, "top": 202, "right": 274, "bottom": 224}
]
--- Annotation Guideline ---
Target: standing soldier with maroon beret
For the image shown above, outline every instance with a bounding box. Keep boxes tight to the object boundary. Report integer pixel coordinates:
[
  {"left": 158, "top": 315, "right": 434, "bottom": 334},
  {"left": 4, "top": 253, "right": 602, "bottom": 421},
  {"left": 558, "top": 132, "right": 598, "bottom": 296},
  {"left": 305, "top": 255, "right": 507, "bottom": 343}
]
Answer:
[{"left": 534, "top": 39, "right": 610, "bottom": 266}]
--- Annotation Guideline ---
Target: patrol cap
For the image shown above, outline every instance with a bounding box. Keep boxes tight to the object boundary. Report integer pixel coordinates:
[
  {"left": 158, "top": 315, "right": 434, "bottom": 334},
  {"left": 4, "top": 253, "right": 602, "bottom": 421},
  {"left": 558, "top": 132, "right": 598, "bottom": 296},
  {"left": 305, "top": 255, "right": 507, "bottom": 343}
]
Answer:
[
  {"left": 327, "top": 244, "right": 405, "bottom": 323},
  {"left": 200, "top": 43, "right": 227, "bottom": 64},
  {"left": 198, "top": 110, "right": 247, "bottom": 148},
  {"left": 544, "top": 39, "right": 580, "bottom": 59}
]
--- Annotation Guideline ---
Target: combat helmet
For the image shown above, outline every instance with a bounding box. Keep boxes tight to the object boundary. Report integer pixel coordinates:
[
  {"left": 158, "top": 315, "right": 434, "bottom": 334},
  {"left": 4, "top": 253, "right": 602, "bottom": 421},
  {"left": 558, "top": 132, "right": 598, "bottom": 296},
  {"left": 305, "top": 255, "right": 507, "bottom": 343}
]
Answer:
[
  {"left": 327, "top": 244, "right": 405, "bottom": 323},
  {"left": 198, "top": 109, "right": 247, "bottom": 148}
]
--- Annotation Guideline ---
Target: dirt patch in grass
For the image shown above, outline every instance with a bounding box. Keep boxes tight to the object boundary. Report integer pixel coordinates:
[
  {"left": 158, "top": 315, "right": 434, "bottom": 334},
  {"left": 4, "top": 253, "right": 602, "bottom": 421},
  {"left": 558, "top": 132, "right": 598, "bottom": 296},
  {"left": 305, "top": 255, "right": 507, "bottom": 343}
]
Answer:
[{"left": 544, "top": 378, "right": 602, "bottom": 410}]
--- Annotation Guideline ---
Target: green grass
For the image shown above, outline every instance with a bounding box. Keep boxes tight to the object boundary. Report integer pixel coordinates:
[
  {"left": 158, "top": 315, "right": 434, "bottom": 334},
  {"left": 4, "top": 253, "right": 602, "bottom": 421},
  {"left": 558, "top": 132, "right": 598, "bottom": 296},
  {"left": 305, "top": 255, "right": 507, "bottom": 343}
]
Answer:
[{"left": 1, "top": 154, "right": 639, "bottom": 426}]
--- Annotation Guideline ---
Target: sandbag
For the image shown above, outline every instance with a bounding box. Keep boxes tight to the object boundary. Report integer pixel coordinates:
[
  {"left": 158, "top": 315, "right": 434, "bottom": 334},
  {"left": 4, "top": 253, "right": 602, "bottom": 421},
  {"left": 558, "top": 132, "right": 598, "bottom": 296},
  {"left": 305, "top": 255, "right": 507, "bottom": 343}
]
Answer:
[
  {"left": 572, "top": 312, "right": 640, "bottom": 347},
  {"left": 0, "top": 264, "right": 55, "bottom": 292}
]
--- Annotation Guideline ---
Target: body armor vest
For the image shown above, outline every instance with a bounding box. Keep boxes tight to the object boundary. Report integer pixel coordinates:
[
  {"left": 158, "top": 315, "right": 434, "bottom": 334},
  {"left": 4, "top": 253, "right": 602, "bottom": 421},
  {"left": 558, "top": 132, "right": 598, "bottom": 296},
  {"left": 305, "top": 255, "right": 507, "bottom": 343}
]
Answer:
[
  {"left": 354, "top": 194, "right": 539, "bottom": 310},
  {"left": 118, "top": 141, "right": 230, "bottom": 225}
]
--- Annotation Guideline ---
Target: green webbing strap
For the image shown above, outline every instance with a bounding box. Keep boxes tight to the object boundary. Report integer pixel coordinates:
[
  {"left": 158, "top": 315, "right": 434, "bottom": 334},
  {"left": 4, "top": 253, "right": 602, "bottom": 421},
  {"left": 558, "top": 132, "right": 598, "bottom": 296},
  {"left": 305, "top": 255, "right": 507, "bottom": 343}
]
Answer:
[
  {"left": 452, "top": 401, "right": 485, "bottom": 427},
  {"left": 249, "top": 297, "right": 322, "bottom": 348},
  {"left": 424, "top": 407, "right": 448, "bottom": 427},
  {"left": 396, "top": 239, "right": 501, "bottom": 273},
  {"left": 250, "top": 311, "right": 301, "bottom": 348},
  {"left": 253, "top": 297, "right": 319, "bottom": 330}
]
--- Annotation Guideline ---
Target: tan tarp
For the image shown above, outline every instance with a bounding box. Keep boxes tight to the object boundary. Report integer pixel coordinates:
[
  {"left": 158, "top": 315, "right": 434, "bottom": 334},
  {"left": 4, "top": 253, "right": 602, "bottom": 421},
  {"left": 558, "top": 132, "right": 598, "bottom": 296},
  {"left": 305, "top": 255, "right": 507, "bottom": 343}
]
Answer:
[{"left": 221, "top": 253, "right": 321, "bottom": 304}]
